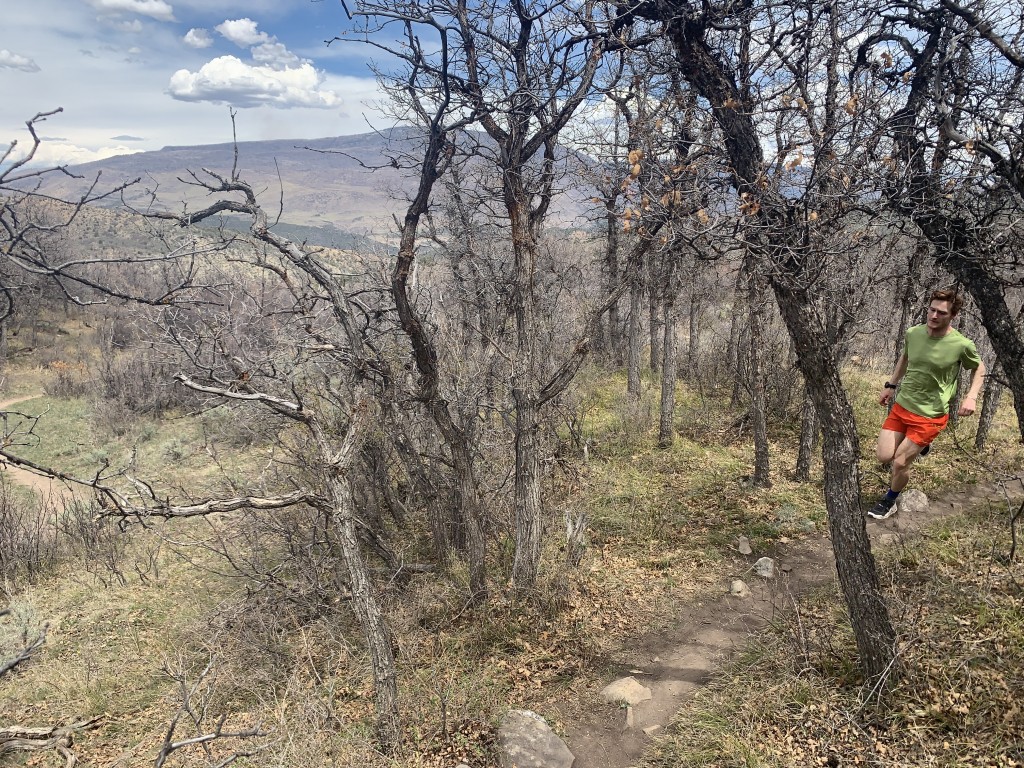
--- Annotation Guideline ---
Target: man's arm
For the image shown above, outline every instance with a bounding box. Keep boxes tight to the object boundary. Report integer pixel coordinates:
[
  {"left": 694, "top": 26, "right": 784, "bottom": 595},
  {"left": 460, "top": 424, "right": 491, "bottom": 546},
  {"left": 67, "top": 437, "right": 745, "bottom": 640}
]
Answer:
[
  {"left": 879, "top": 353, "right": 908, "bottom": 406},
  {"left": 958, "top": 358, "right": 986, "bottom": 416}
]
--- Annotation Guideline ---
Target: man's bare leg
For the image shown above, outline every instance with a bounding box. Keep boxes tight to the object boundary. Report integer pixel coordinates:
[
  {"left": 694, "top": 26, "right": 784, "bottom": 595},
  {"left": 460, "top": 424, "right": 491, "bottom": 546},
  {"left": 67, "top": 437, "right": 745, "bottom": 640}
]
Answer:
[
  {"left": 869, "top": 431, "right": 924, "bottom": 519},
  {"left": 890, "top": 437, "right": 926, "bottom": 492},
  {"left": 876, "top": 428, "right": 905, "bottom": 465}
]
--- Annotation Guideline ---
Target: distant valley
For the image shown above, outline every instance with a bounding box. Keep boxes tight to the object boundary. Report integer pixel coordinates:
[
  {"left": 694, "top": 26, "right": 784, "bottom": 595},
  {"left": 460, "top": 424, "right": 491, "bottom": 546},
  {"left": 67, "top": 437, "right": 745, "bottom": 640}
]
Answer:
[{"left": 32, "top": 127, "right": 597, "bottom": 248}]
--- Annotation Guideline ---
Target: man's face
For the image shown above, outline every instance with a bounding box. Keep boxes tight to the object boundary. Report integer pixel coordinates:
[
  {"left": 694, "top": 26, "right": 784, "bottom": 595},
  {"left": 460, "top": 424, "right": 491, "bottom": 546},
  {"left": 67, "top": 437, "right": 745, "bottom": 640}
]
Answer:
[{"left": 926, "top": 299, "right": 955, "bottom": 333}]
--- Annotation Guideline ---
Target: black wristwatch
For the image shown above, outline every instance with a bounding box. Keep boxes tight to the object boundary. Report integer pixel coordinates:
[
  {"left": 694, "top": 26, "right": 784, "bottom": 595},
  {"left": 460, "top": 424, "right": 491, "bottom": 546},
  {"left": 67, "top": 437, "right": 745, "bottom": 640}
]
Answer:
[{"left": 884, "top": 381, "right": 898, "bottom": 390}]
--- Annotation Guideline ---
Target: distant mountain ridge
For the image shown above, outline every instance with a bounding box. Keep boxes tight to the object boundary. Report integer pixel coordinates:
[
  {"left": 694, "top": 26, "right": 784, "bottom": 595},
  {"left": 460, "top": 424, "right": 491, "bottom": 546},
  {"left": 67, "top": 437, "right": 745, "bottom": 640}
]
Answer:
[{"left": 35, "top": 128, "right": 596, "bottom": 247}]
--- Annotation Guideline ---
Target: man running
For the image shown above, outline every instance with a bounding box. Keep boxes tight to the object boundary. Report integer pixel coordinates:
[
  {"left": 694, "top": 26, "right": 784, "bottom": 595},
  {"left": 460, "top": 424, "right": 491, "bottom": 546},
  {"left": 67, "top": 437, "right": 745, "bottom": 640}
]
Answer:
[{"left": 869, "top": 288, "right": 986, "bottom": 520}]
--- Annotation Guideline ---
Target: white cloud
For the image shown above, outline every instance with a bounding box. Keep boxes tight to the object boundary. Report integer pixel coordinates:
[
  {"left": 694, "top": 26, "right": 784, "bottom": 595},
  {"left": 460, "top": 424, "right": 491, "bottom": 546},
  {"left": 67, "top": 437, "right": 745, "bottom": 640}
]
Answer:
[
  {"left": 183, "top": 28, "right": 213, "bottom": 48},
  {"left": 88, "top": 0, "right": 176, "bottom": 22},
  {"left": 251, "top": 42, "right": 301, "bottom": 70},
  {"left": 6, "top": 140, "right": 143, "bottom": 167},
  {"left": 114, "top": 20, "right": 144, "bottom": 33},
  {"left": 167, "top": 56, "right": 341, "bottom": 109},
  {"left": 0, "top": 50, "right": 41, "bottom": 73},
  {"left": 215, "top": 18, "right": 270, "bottom": 47}
]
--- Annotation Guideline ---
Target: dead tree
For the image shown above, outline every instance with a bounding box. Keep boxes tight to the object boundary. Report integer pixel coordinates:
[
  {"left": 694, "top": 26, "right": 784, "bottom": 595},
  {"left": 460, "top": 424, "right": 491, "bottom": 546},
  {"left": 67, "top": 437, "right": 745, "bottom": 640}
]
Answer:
[
  {"left": 629, "top": 0, "right": 900, "bottom": 680},
  {"left": 349, "top": 0, "right": 666, "bottom": 588}
]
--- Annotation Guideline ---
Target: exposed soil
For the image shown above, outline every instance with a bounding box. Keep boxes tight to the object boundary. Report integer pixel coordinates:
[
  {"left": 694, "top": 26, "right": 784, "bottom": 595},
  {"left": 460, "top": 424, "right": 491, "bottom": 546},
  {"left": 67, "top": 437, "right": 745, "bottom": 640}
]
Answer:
[{"left": 559, "top": 475, "right": 1024, "bottom": 768}]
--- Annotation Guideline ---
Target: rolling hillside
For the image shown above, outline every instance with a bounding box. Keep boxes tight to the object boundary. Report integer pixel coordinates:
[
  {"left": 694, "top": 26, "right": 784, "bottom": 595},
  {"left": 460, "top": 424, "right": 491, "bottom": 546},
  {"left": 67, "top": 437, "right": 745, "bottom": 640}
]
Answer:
[{"left": 31, "top": 128, "right": 598, "bottom": 244}]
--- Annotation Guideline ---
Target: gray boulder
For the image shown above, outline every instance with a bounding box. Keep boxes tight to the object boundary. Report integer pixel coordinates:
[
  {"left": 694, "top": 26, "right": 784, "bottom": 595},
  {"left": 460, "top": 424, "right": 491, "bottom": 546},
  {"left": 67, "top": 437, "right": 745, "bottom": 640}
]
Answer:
[
  {"left": 899, "top": 488, "right": 929, "bottom": 515},
  {"left": 497, "top": 710, "right": 575, "bottom": 768}
]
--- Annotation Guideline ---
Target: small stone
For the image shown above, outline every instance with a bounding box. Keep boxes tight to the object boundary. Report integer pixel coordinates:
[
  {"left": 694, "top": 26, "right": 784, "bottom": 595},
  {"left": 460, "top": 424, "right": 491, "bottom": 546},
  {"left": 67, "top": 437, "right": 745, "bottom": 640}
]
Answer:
[
  {"left": 753, "top": 556, "right": 775, "bottom": 579},
  {"left": 730, "top": 579, "right": 751, "bottom": 598},
  {"left": 625, "top": 705, "right": 635, "bottom": 728},
  {"left": 642, "top": 725, "right": 662, "bottom": 737},
  {"left": 600, "top": 677, "right": 652, "bottom": 705},
  {"left": 781, "top": 563, "right": 792, "bottom": 573},
  {"left": 879, "top": 533, "right": 899, "bottom": 546},
  {"left": 737, "top": 535, "right": 753, "bottom": 555}
]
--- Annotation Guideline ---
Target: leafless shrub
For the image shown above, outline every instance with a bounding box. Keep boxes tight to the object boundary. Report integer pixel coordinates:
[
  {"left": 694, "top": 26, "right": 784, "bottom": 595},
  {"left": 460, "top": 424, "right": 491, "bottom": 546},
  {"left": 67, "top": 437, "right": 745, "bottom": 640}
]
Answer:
[
  {"left": 96, "top": 345, "right": 194, "bottom": 415},
  {"left": 43, "top": 359, "right": 91, "bottom": 399},
  {"left": 154, "top": 653, "right": 269, "bottom": 768},
  {"left": 54, "top": 496, "right": 140, "bottom": 587},
  {"left": 0, "top": 478, "right": 147, "bottom": 589},
  {"left": 0, "top": 602, "right": 48, "bottom": 679},
  {"left": 105, "top": 318, "right": 138, "bottom": 349},
  {"left": 200, "top": 405, "right": 271, "bottom": 450},
  {"left": 608, "top": 390, "right": 655, "bottom": 447},
  {"left": 0, "top": 478, "right": 57, "bottom": 585}
]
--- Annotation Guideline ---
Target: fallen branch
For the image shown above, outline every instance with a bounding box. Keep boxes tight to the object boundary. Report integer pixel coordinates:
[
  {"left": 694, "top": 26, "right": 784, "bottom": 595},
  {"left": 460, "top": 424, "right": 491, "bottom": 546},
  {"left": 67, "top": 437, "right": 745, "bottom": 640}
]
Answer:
[{"left": 0, "top": 717, "right": 101, "bottom": 767}]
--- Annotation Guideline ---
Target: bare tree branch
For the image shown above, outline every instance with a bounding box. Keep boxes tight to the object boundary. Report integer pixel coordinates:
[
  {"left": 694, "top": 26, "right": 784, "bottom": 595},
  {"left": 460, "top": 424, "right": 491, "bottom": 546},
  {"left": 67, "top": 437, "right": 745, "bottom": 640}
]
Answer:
[{"left": 0, "top": 621, "right": 47, "bottom": 678}]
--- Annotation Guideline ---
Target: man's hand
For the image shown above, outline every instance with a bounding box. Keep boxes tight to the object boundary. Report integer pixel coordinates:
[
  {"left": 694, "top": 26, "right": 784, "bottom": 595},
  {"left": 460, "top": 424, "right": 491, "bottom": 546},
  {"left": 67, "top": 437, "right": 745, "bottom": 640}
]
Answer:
[
  {"left": 879, "top": 387, "right": 895, "bottom": 406},
  {"left": 958, "top": 397, "right": 977, "bottom": 417}
]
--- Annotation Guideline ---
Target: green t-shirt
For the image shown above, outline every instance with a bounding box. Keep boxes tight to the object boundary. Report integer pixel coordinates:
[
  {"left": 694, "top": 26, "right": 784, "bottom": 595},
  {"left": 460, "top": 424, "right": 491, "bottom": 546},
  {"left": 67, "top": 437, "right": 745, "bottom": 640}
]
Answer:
[{"left": 896, "top": 325, "right": 981, "bottom": 418}]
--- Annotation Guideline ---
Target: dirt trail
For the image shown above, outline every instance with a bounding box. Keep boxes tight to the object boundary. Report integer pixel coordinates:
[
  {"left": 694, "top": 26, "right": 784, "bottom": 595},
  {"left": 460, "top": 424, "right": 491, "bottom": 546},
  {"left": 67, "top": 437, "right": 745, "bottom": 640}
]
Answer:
[
  {"left": 560, "top": 477, "right": 1024, "bottom": 768},
  {"left": 0, "top": 394, "right": 72, "bottom": 501}
]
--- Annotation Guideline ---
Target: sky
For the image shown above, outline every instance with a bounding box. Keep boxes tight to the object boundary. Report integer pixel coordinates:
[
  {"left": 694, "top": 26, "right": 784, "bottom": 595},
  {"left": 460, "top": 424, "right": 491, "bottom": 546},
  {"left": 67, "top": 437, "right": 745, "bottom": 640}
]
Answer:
[{"left": 0, "top": 0, "right": 393, "bottom": 166}]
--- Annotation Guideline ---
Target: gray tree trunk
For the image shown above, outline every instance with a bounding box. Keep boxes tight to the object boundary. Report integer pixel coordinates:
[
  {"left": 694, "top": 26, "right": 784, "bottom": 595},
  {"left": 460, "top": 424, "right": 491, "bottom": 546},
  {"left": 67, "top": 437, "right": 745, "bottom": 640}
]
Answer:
[
  {"left": 512, "top": 395, "right": 543, "bottom": 587},
  {"left": 658, "top": 261, "right": 678, "bottom": 447},
  {"left": 627, "top": 275, "right": 643, "bottom": 396},
  {"left": 893, "top": 241, "right": 927, "bottom": 364},
  {"left": 647, "top": 0, "right": 898, "bottom": 679},
  {"left": 726, "top": 273, "right": 745, "bottom": 408},
  {"left": 314, "top": 397, "right": 401, "bottom": 752},
  {"left": 773, "top": 283, "right": 897, "bottom": 679},
  {"left": 604, "top": 201, "right": 623, "bottom": 365},
  {"left": 649, "top": 257, "right": 662, "bottom": 375},
  {"left": 746, "top": 260, "right": 771, "bottom": 488},
  {"left": 975, "top": 365, "right": 1003, "bottom": 451},
  {"left": 794, "top": 392, "right": 819, "bottom": 482},
  {"left": 687, "top": 280, "right": 700, "bottom": 375}
]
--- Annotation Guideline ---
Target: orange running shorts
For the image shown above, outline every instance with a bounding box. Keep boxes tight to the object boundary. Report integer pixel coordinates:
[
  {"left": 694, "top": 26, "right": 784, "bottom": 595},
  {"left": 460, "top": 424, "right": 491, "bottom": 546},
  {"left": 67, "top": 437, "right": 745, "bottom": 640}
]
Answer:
[{"left": 882, "top": 402, "right": 949, "bottom": 446}]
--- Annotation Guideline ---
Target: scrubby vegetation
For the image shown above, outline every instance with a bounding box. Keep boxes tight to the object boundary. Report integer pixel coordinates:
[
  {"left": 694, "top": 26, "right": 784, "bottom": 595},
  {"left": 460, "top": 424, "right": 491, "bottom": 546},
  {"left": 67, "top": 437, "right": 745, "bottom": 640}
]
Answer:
[{"left": 1, "top": 311, "right": 1021, "bottom": 767}]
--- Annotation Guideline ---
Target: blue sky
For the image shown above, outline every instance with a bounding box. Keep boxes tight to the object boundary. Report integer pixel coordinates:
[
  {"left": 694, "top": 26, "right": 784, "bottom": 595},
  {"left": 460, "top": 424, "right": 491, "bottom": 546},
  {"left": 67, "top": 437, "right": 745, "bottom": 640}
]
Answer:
[{"left": 1, "top": 0, "right": 390, "bottom": 166}]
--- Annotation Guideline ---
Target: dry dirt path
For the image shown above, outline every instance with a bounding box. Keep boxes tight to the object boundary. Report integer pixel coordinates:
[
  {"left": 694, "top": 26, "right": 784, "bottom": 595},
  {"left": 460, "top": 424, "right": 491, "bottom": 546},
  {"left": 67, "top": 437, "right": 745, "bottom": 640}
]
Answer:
[
  {"left": 559, "top": 476, "right": 1024, "bottom": 768},
  {"left": 0, "top": 394, "right": 73, "bottom": 501}
]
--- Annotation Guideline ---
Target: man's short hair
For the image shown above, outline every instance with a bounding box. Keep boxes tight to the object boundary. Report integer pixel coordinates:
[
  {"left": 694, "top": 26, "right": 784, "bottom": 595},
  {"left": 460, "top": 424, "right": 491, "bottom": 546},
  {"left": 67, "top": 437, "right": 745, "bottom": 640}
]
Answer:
[{"left": 931, "top": 287, "right": 964, "bottom": 316}]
